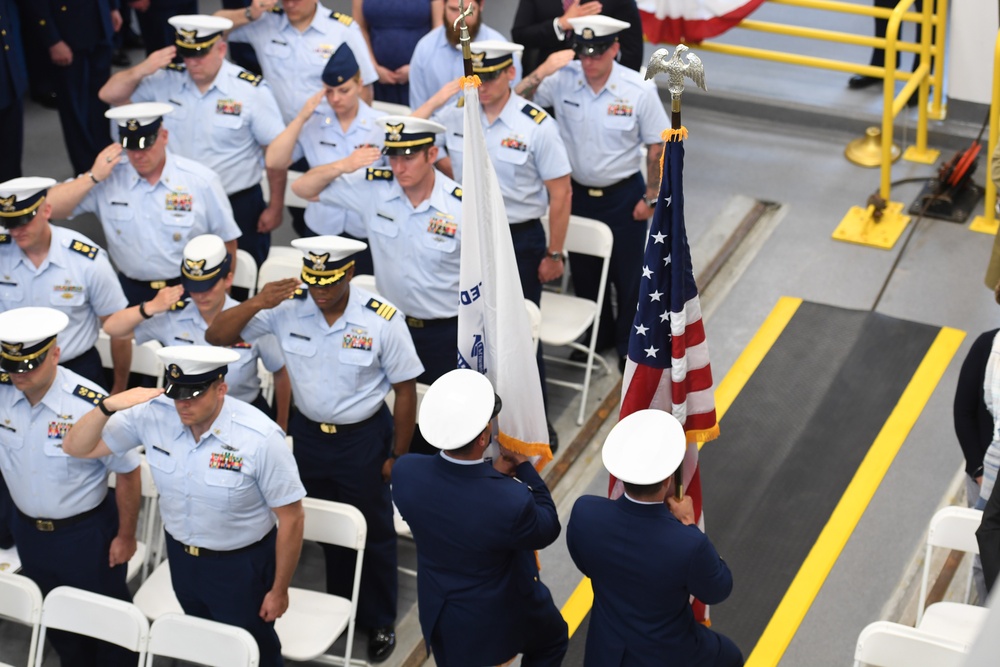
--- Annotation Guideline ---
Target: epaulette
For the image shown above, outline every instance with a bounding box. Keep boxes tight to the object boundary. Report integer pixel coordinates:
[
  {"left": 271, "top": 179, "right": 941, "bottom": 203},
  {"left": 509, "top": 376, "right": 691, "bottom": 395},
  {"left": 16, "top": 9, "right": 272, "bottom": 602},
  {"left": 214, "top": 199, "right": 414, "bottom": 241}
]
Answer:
[
  {"left": 238, "top": 70, "right": 263, "bottom": 87},
  {"left": 170, "top": 298, "right": 189, "bottom": 311},
  {"left": 69, "top": 238, "right": 98, "bottom": 260},
  {"left": 290, "top": 288, "right": 308, "bottom": 300},
  {"left": 165, "top": 62, "right": 187, "bottom": 72},
  {"left": 365, "top": 297, "right": 396, "bottom": 320},
  {"left": 74, "top": 384, "right": 107, "bottom": 406},
  {"left": 521, "top": 103, "right": 548, "bottom": 124},
  {"left": 366, "top": 168, "right": 393, "bottom": 182},
  {"left": 0, "top": 372, "right": 9, "bottom": 385},
  {"left": 0, "top": 233, "right": 9, "bottom": 244},
  {"left": 450, "top": 186, "right": 462, "bottom": 200},
  {"left": 330, "top": 11, "right": 353, "bottom": 26}
]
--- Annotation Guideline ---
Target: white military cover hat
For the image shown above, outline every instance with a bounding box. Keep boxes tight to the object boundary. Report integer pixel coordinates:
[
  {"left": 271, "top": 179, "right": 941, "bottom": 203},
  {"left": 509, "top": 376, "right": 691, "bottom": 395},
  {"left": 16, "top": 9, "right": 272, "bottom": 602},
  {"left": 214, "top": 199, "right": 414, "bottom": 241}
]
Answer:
[
  {"left": 469, "top": 40, "right": 524, "bottom": 75},
  {"left": 419, "top": 369, "right": 502, "bottom": 450},
  {"left": 568, "top": 16, "right": 630, "bottom": 56},
  {"left": 106, "top": 102, "right": 174, "bottom": 150},
  {"left": 291, "top": 236, "right": 367, "bottom": 286},
  {"left": 168, "top": 15, "right": 233, "bottom": 55},
  {"left": 181, "top": 234, "right": 231, "bottom": 293},
  {"left": 0, "top": 177, "right": 57, "bottom": 227},
  {"left": 602, "top": 409, "right": 686, "bottom": 484},
  {"left": 0, "top": 307, "right": 69, "bottom": 374},
  {"left": 157, "top": 345, "right": 241, "bottom": 400},
  {"left": 377, "top": 115, "right": 446, "bottom": 155}
]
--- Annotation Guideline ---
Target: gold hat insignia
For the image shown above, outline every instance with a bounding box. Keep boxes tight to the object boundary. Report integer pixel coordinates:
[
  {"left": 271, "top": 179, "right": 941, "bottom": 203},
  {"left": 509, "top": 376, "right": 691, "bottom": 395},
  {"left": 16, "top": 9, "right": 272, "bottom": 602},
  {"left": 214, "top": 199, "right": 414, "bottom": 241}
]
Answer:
[
  {"left": 184, "top": 258, "right": 206, "bottom": 276},
  {"left": 386, "top": 123, "right": 404, "bottom": 142},
  {"left": 168, "top": 364, "right": 181, "bottom": 379},
  {"left": 178, "top": 28, "right": 197, "bottom": 44},
  {"left": 1, "top": 342, "right": 22, "bottom": 354},
  {"left": 582, "top": 28, "right": 595, "bottom": 40},
  {"left": 0, "top": 195, "right": 15, "bottom": 213},
  {"left": 471, "top": 51, "right": 485, "bottom": 65},
  {"left": 307, "top": 252, "right": 330, "bottom": 271},
  {"left": 126, "top": 119, "right": 140, "bottom": 132}
]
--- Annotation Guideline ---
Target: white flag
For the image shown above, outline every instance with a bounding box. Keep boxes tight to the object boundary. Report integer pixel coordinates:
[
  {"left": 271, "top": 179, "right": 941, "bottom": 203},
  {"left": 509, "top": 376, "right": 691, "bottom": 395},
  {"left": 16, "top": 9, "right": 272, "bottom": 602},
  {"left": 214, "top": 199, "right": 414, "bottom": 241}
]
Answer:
[{"left": 456, "top": 80, "right": 552, "bottom": 468}]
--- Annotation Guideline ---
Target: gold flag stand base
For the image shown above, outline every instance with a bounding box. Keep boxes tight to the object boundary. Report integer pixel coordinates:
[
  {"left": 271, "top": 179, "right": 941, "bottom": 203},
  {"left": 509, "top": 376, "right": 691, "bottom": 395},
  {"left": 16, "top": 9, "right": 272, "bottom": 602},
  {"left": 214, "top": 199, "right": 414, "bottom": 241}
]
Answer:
[
  {"left": 833, "top": 201, "right": 910, "bottom": 249},
  {"left": 970, "top": 215, "right": 999, "bottom": 235},
  {"left": 903, "top": 145, "right": 940, "bottom": 165}
]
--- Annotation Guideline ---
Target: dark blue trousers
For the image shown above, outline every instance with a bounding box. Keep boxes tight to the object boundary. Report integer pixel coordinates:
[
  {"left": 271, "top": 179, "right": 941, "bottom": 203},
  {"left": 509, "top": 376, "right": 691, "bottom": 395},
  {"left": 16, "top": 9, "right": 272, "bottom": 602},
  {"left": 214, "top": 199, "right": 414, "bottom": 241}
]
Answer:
[
  {"left": 51, "top": 45, "right": 112, "bottom": 175},
  {"left": 289, "top": 404, "right": 397, "bottom": 629},
  {"left": 0, "top": 470, "right": 12, "bottom": 549},
  {"left": 12, "top": 495, "right": 135, "bottom": 667},
  {"left": 230, "top": 184, "right": 270, "bottom": 269},
  {"left": 134, "top": 0, "right": 198, "bottom": 55},
  {"left": 165, "top": 528, "right": 284, "bottom": 667},
  {"left": 0, "top": 97, "right": 24, "bottom": 182},
  {"left": 60, "top": 346, "right": 106, "bottom": 390},
  {"left": 570, "top": 173, "right": 648, "bottom": 358},
  {"left": 407, "top": 319, "right": 458, "bottom": 455},
  {"left": 117, "top": 274, "right": 182, "bottom": 308},
  {"left": 510, "top": 220, "right": 549, "bottom": 411}
]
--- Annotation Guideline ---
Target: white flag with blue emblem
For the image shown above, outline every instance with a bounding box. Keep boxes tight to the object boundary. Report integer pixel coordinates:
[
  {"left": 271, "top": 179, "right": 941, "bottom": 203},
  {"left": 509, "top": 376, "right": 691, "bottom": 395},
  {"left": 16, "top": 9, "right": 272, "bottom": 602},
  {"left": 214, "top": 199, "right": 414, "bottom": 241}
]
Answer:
[{"left": 456, "top": 79, "right": 552, "bottom": 468}]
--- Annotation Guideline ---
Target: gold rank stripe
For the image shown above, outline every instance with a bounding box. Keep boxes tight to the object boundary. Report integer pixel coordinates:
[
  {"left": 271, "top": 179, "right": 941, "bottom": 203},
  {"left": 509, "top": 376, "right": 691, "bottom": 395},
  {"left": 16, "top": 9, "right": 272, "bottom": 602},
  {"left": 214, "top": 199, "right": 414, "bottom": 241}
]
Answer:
[
  {"left": 175, "top": 34, "right": 221, "bottom": 50},
  {"left": 1, "top": 337, "right": 55, "bottom": 362},
  {"left": 366, "top": 298, "right": 396, "bottom": 320},
  {"left": 0, "top": 195, "right": 44, "bottom": 218},
  {"left": 473, "top": 57, "right": 513, "bottom": 74}
]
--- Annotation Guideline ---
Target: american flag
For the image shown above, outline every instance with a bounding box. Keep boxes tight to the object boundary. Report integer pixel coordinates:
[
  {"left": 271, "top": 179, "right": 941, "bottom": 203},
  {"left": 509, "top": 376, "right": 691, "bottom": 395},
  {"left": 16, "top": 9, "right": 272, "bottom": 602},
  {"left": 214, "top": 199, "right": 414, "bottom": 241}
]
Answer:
[
  {"left": 614, "top": 136, "right": 720, "bottom": 623},
  {"left": 637, "top": 0, "right": 765, "bottom": 43}
]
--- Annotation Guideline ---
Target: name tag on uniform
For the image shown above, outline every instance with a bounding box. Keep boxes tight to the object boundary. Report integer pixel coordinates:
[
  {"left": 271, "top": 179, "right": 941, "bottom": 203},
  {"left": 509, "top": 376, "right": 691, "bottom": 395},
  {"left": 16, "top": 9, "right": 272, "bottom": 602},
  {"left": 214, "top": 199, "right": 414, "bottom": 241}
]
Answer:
[
  {"left": 501, "top": 136, "right": 526, "bottom": 152},
  {"left": 151, "top": 445, "right": 171, "bottom": 456},
  {"left": 166, "top": 193, "right": 193, "bottom": 212},
  {"left": 343, "top": 328, "right": 373, "bottom": 351},
  {"left": 209, "top": 452, "right": 243, "bottom": 471},
  {"left": 427, "top": 214, "right": 457, "bottom": 238},
  {"left": 216, "top": 99, "right": 242, "bottom": 116},
  {"left": 563, "top": 99, "right": 580, "bottom": 107},
  {"left": 48, "top": 421, "right": 72, "bottom": 439},
  {"left": 607, "top": 99, "right": 634, "bottom": 117}
]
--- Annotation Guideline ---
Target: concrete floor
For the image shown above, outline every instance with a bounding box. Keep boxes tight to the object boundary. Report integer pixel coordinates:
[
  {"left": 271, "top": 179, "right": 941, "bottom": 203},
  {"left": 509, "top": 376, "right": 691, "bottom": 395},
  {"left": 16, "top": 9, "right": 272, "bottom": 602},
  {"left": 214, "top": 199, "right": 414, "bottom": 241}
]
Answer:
[{"left": 2, "top": 0, "right": 997, "bottom": 665}]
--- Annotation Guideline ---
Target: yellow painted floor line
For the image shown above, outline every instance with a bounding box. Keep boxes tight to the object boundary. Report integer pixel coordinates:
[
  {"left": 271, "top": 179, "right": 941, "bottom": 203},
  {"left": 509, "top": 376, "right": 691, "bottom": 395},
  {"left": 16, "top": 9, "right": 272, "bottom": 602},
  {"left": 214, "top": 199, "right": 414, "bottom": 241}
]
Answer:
[
  {"left": 745, "top": 326, "right": 966, "bottom": 667},
  {"left": 562, "top": 576, "right": 593, "bottom": 638}
]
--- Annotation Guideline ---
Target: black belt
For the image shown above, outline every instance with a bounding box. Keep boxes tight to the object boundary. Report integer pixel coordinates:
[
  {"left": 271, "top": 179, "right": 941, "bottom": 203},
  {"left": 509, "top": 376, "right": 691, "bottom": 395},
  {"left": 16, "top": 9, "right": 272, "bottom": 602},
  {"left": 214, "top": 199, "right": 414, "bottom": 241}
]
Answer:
[
  {"left": 509, "top": 218, "right": 541, "bottom": 231},
  {"left": 228, "top": 183, "right": 263, "bottom": 200},
  {"left": 295, "top": 406, "right": 383, "bottom": 435},
  {"left": 572, "top": 172, "right": 641, "bottom": 198},
  {"left": 171, "top": 526, "right": 276, "bottom": 558},
  {"left": 120, "top": 274, "right": 182, "bottom": 291},
  {"left": 17, "top": 502, "right": 104, "bottom": 532},
  {"left": 405, "top": 315, "right": 458, "bottom": 329}
]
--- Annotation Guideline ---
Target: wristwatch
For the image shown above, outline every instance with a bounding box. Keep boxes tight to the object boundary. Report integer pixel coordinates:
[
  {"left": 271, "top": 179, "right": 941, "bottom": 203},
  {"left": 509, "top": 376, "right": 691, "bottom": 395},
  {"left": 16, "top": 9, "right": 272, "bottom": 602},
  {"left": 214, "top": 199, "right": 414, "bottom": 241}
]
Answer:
[
  {"left": 244, "top": 5, "right": 256, "bottom": 21},
  {"left": 645, "top": 196, "right": 657, "bottom": 208},
  {"left": 547, "top": 250, "right": 564, "bottom": 262}
]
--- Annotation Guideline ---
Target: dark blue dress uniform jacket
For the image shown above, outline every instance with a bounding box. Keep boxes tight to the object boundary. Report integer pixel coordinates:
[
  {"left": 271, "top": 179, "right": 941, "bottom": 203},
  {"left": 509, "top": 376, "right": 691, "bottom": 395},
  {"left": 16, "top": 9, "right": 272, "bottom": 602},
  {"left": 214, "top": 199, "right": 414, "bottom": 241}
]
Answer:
[
  {"left": 567, "top": 495, "right": 735, "bottom": 667},
  {"left": 393, "top": 454, "right": 561, "bottom": 665},
  {"left": 23, "top": 0, "right": 117, "bottom": 51}
]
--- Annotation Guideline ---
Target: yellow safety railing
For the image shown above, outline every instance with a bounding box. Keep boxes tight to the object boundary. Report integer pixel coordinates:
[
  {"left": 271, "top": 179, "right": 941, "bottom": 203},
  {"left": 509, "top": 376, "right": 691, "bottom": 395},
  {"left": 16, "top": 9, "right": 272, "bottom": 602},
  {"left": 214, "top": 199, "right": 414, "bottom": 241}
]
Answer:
[
  {"left": 975, "top": 30, "right": 1000, "bottom": 288},
  {"left": 680, "top": 0, "right": 947, "bottom": 247}
]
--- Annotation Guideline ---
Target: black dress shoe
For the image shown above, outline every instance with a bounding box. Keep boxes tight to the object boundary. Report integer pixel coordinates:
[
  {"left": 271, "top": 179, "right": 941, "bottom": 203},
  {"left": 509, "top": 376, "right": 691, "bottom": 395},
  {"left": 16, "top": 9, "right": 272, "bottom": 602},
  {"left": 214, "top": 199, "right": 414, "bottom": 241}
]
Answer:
[
  {"left": 368, "top": 626, "right": 396, "bottom": 663},
  {"left": 848, "top": 75, "right": 880, "bottom": 90},
  {"left": 547, "top": 420, "right": 559, "bottom": 455}
]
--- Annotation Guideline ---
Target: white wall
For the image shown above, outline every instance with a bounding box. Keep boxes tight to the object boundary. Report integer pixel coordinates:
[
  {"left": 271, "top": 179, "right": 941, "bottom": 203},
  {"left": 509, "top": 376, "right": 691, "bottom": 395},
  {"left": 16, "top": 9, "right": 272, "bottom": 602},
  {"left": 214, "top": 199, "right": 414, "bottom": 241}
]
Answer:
[{"left": 947, "top": 0, "right": 998, "bottom": 105}]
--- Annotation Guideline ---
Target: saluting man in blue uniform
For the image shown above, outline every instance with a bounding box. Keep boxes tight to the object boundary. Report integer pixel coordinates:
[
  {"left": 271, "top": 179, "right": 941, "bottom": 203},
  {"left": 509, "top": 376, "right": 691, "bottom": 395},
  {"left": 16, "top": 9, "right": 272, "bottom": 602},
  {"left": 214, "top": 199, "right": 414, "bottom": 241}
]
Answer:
[
  {"left": 292, "top": 115, "right": 463, "bottom": 388},
  {"left": 64, "top": 344, "right": 307, "bottom": 667},
  {"left": 567, "top": 410, "right": 743, "bottom": 667},
  {"left": 393, "top": 369, "right": 568, "bottom": 667},
  {"left": 0, "top": 177, "right": 131, "bottom": 392},
  {"left": 99, "top": 15, "right": 289, "bottom": 268},
  {"left": 266, "top": 42, "right": 385, "bottom": 273},
  {"left": 520, "top": 16, "right": 669, "bottom": 369},
  {"left": 46, "top": 102, "right": 242, "bottom": 307},
  {"left": 0, "top": 306, "right": 141, "bottom": 667},
  {"left": 205, "top": 235, "right": 424, "bottom": 663},
  {"left": 102, "top": 234, "right": 291, "bottom": 426}
]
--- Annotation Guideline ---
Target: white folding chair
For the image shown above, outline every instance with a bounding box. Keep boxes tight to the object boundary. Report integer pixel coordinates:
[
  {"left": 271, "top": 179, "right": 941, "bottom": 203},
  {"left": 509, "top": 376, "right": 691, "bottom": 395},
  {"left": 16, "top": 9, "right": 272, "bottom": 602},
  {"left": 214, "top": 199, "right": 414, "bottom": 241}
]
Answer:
[
  {"left": 539, "top": 215, "right": 614, "bottom": 425},
  {"left": 853, "top": 620, "right": 967, "bottom": 667},
  {"left": 107, "top": 457, "right": 160, "bottom": 583},
  {"left": 524, "top": 299, "right": 541, "bottom": 354},
  {"left": 36, "top": 586, "right": 149, "bottom": 667},
  {"left": 259, "top": 169, "right": 311, "bottom": 209},
  {"left": 915, "top": 506, "right": 989, "bottom": 645},
  {"left": 0, "top": 572, "right": 43, "bottom": 667},
  {"left": 133, "top": 561, "right": 183, "bottom": 623},
  {"left": 233, "top": 248, "right": 259, "bottom": 299},
  {"left": 96, "top": 330, "right": 113, "bottom": 369},
  {"left": 274, "top": 498, "right": 366, "bottom": 665},
  {"left": 131, "top": 340, "right": 164, "bottom": 388},
  {"left": 146, "top": 613, "right": 259, "bottom": 667},
  {"left": 258, "top": 358, "right": 275, "bottom": 407},
  {"left": 370, "top": 100, "right": 412, "bottom": 115},
  {"left": 257, "top": 253, "right": 302, "bottom": 293}
]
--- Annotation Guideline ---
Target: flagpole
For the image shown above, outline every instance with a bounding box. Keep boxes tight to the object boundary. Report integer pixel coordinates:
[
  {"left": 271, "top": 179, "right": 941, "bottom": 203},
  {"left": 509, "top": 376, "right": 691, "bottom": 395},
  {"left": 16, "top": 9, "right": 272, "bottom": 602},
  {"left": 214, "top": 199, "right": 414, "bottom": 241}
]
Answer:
[{"left": 454, "top": 0, "right": 475, "bottom": 78}]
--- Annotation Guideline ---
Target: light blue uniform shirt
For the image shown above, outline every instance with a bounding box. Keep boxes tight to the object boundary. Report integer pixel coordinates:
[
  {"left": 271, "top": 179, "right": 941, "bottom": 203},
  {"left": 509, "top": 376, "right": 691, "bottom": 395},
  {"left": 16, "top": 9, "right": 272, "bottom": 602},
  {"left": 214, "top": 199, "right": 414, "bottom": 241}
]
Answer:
[
  {"left": 103, "top": 395, "right": 305, "bottom": 551},
  {"left": 0, "top": 367, "right": 139, "bottom": 519},
  {"left": 134, "top": 296, "right": 285, "bottom": 403},
  {"left": 70, "top": 151, "right": 242, "bottom": 281},
  {"left": 408, "top": 23, "right": 523, "bottom": 110},
  {"left": 292, "top": 100, "right": 386, "bottom": 237},
  {"left": 0, "top": 226, "right": 127, "bottom": 362},
  {"left": 228, "top": 5, "right": 378, "bottom": 123},
  {"left": 319, "top": 169, "right": 462, "bottom": 320},
  {"left": 132, "top": 60, "right": 286, "bottom": 195},
  {"left": 534, "top": 61, "right": 668, "bottom": 187},
  {"left": 434, "top": 92, "right": 571, "bottom": 223},
  {"left": 241, "top": 286, "right": 423, "bottom": 424}
]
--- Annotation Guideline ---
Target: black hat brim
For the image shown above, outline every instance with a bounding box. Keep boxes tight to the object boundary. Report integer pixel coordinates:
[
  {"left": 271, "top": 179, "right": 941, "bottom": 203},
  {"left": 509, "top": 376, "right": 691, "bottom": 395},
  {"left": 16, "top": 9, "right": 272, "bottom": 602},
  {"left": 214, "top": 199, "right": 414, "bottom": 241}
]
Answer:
[{"left": 164, "top": 380, "right": 215, "bottom": 400}]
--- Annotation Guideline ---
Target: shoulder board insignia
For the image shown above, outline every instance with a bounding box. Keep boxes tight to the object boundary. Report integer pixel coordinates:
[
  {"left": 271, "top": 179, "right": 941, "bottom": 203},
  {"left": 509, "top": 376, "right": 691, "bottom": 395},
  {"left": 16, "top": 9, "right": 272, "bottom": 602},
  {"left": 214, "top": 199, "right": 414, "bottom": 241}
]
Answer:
[
  {"left": 170, "top": 299, "right": 189, "bottom": 311},
  {"left": 238, "top": 71, "right": 263, "bottom": 87},
  {"left": 0, "top": 233, "right": 10, "bottom": 244},
  {"left": 166, "top": 62, "right": 187, "bottom": 72},
  {"left": 0, "top": 372, "right": 9, "bottom": 384},
  {"left": 290, "top": 288, "right": 308, "bottom": 300},
  {"left": 366, "top": 168, "right": 393, "bottom": 182},
  {"left": 74, "top": 385, "right": 107, "bottom": 406},
  {"left": 270, "top": 6, "right": 284, "bottom": 13},
  {"left": 331, "top": 11, "right": 354, "bottom": 26},
  {"left": 451, "top": 187, "right": 462, "bottom": 200},
  {"left": 521, "top": 104, "right": 548, "bottom": 124},
  {"left": 365, "top": 297, "right": 396, "bottom": 321},
  {"left": 69, "top": 239, "right": 98, "bottom": 260}
]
